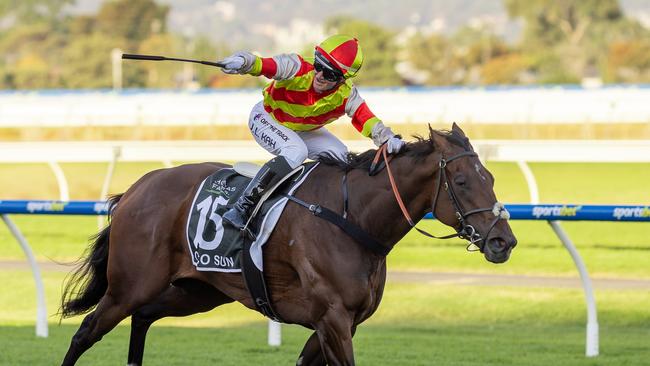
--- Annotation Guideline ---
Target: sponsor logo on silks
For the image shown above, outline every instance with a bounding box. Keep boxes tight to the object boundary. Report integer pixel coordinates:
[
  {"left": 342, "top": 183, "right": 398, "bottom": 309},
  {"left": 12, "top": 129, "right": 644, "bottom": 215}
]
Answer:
[
  {"left": 207, "top": 179, "right": 236, "bottom": 197},
  {"left": 26, "top": 201, "right": 68, "bottom": 213},
  {"left": 532, "top": 205, "right": 582, "bottom": 219},
  {"left": 612, "top": 206, "right": 650, "bottom": 220},
  {"left": 93, "top": 202, "right": 110, "bottom": 214}
]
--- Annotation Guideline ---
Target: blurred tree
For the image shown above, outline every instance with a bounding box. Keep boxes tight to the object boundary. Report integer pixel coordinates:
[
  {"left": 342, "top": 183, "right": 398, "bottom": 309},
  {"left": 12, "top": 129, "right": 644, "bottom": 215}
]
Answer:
[
  {"left": 605, "top": 39, "right": 650, "bottom": 82},
  {"left": 404, "top": 32, "right": 452, "bottom": 85},
  {"left": 529, "top": 52, "right": 580, "bottom": 84},
  {"left": 0, "top": 23, "right": 67, "bottom": 88},
  {"left": 12, "top": 52, "right": 51, "bottom": 88},
  {"left": 95, "top": 0, "right": 169, "bottom": 43},
  {"left": 67, "top": 14, "right": 95, "bottom": 36},
  {"left": 60, "top": 33, "right": 124, "bottom": 88},
  {"left": 324, "top": 16, "right": 402, "bottom": 86},
  {"left": 404, "top": 26, "right": 513, "bottom": 85},
  {"left": 0, "top": 0, "right": 73, "bottom": 27},
  {"left": 137, "top": 33, "right": 177, "bottom": 88},
  {"left": 480, "top": 53, "right": 532, "bottom": 84},
  {"left": 449, "top": 26, "right": 513, "bottom": 85},
  {"left": 504, "top": 0, "right": 623, "bottom": 47},
  {"left": 504, "top": 0, "right": 634, "bottom": 81}
]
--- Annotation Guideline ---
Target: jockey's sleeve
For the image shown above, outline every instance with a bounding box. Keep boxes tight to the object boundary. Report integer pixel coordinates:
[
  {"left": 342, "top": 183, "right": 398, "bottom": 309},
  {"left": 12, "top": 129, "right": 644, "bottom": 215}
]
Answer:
[
  {"left": 247, "top": 54, "right": 302, "bottom": 80},
  {"left": 345, "top": 86, "right": 381, "bottom": 138}
]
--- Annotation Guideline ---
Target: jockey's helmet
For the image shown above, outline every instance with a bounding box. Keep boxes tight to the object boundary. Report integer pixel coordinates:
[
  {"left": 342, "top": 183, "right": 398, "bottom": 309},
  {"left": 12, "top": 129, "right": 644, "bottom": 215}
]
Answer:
[{"left": 314, "top": 35, "right": 363, "bottom": 79}]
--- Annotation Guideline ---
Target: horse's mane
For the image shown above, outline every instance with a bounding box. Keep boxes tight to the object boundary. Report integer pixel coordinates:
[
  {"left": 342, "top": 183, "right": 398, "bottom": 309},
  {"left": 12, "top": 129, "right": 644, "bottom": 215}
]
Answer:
[{"left": 317, "top": 126, "right": 471, "bottom": 171}]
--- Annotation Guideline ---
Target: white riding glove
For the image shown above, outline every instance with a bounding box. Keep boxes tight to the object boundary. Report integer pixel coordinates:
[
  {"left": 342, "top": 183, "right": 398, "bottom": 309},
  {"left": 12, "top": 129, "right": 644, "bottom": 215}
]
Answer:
[
  {"left": 386, "top": 136, "right": 406, "bottom": 154},
  {"left": 371, "top": 121, "right": 405, "bottom": 154},
  {"left": 218, "top": 51, "right": 257, "bottom": 74}
]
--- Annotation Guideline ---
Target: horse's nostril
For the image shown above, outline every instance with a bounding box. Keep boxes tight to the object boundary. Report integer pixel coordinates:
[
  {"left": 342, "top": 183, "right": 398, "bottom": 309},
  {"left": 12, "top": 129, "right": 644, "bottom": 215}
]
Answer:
[{"left": 487, "top": 237, "right": 507, "bottom": 253}]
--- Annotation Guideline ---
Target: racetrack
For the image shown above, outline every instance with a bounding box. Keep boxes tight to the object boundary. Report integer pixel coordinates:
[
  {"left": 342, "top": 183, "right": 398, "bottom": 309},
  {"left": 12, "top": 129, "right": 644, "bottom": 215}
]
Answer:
[{"left": 3, "top": 260, "right": 649, "bottom": 290}]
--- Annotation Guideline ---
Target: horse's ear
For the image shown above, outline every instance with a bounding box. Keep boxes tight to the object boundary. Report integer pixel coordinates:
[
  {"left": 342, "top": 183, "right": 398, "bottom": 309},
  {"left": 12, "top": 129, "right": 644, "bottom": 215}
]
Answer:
[
  {"left": 451, "top": 122, "right": 466, "bottom": 137},
  {"left": 451, "top": 122, "right": 474, "bottom": 151},
  {"left": 428, "top": 123, "right": 435, "bottom": 139}
]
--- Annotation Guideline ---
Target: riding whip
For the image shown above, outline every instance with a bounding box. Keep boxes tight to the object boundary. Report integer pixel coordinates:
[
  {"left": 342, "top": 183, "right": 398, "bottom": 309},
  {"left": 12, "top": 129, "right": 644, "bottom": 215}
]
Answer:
[{"left": 121, "top": 53, "right": 226, "bottom": 68}]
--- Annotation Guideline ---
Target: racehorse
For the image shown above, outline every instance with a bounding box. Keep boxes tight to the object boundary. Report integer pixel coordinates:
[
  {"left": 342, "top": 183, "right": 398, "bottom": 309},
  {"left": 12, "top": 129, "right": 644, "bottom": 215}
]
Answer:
[{"left": 59, "top": 123, "right": 516, "bottom": 365}]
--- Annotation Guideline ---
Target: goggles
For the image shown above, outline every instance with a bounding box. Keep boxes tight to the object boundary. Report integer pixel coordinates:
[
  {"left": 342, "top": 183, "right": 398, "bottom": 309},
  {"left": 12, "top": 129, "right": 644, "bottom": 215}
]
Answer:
[{"left": 314, "top": 51, "right": 343, "bottom": 82}]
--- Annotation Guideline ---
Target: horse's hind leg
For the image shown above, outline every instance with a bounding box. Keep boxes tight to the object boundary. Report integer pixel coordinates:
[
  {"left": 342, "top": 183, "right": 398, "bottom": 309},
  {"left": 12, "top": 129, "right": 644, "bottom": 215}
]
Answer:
[
  {"left": 127, "top": 278, "right": 233, "bottom": 366},
  {"left": 62, "top": 292, "right": 135, "bottom": 366}
]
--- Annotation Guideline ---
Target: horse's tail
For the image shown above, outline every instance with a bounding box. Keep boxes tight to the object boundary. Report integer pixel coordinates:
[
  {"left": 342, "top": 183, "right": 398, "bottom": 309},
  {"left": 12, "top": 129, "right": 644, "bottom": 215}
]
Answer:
[{"left": 60, "top": 194, "right": 123, "bottom": 318}]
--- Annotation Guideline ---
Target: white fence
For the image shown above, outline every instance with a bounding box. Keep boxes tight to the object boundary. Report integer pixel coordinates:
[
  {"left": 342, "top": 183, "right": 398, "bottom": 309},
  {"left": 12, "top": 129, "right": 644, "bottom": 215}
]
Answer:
[
  {"left": 2, "top": 139, "right": 650, "bottom": 163},
  {"left": 1, "top": 86, "right": 650, "bottom": 127},
  {"left": 2, "top": 139, "right": 649, "bottom": 203}
]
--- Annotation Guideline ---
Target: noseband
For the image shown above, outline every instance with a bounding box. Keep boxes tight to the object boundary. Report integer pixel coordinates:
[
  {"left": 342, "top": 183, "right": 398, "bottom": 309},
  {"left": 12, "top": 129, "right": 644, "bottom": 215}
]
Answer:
[{"left": 376, "top": 145, "right": 509, "bottom": 251}]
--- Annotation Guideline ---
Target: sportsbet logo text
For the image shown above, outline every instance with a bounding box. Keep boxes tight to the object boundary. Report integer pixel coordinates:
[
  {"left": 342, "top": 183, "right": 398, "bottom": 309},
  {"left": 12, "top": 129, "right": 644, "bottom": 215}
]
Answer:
[
  {"left": 612, "top": 206, "right": 650, "bottom": 220},
  {"left": 532, "top": 205, "right": 581, "bottom": 219},
  {"left": 26, "top": 201, "right": 67, "bottom": 213}
]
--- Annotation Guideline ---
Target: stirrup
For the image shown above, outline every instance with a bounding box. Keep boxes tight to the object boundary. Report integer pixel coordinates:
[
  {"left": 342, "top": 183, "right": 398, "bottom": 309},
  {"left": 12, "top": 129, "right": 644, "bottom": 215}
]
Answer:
[
  {"left": 223, "top": 209, "right": 257, "bottom": 240},
  {"left": 243, "top": 165, "right": 305, "bottom": 232}
]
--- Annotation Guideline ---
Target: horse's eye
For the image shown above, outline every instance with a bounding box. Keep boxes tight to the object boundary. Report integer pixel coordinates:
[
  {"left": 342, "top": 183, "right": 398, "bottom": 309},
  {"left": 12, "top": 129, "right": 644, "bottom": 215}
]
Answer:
[{"left": 454, "top": 175, "right": 466, "bottom": 186}]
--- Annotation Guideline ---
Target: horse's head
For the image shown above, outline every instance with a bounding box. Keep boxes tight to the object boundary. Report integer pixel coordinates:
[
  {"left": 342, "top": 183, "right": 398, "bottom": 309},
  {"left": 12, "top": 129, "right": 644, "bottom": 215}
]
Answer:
[{"left": 427, "top": 123, "right": 517, "bottom": 263}]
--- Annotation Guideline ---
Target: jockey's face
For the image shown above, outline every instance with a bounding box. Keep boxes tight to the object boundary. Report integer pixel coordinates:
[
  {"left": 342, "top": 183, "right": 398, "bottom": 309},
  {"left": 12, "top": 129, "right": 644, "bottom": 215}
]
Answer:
[{"left": 313, "top": 70, "right": 340, "bottom": 93}]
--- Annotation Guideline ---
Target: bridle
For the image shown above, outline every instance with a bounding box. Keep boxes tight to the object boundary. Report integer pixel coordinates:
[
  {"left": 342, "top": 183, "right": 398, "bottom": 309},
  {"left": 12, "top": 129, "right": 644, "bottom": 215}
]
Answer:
[
  {"left": 431, "top": 150, "right": 510, "bottom": 250},
  {"left": 373, "top": 144, "right": 510, "bottom": 251}
]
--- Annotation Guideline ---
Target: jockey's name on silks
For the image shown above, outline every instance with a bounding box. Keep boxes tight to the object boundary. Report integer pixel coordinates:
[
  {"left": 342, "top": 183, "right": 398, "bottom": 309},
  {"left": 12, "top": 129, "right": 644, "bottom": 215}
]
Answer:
[{"left": 246, "top": 53, "right": 380, "bottom": 137}]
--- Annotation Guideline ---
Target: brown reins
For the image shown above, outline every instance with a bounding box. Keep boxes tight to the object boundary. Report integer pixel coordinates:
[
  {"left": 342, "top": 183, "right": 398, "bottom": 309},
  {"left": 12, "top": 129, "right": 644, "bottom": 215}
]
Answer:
[{"left": 374, "top": 144, "right": 510, "bottom": 251}]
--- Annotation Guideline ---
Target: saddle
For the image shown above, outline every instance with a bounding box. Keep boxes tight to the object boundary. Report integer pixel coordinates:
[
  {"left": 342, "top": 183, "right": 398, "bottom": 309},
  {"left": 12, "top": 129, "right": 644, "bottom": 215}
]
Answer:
[{"left": 185, "top": 161, "right": 317, "bottom": 321}]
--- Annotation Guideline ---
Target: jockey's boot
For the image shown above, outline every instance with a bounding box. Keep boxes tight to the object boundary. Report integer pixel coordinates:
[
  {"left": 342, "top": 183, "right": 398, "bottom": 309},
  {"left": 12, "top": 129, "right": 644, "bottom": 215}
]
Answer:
[{"left": 222, "top": 156, "right": 294, "bottom": 232}]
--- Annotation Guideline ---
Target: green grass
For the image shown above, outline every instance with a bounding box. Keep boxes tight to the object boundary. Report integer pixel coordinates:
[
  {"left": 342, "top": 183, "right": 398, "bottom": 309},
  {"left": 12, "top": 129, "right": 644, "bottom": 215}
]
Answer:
[
  {"left": 487, "top": 162, "right": 650, "bottom": 204},
  {"left": 0, "top": 270, "right": 648, "bottom": 365},
  {"left": 0, "top": 162, "right": 167, "bottom": 200},
  {"left": 2, "top": 323, "right": 649, "bottom": 365}
]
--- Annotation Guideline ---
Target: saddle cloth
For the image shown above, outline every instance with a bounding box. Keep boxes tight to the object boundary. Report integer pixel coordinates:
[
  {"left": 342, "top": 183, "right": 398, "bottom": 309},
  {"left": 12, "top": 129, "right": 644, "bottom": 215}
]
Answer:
[{"left": 185, "top": 162, "right": 318, "bottom": 272}]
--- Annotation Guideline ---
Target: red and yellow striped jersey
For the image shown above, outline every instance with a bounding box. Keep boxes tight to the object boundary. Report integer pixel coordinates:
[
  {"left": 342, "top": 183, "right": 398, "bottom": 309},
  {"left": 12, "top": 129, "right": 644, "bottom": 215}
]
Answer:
[{"left": 248, "top": 53, "right": 380, "bottom": 137}]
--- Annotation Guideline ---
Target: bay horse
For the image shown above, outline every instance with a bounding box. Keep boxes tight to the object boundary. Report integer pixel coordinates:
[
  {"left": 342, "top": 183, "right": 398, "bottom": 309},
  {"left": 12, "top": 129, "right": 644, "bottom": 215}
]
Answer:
[{"left": 60, "top": 123, "right": 516, "bottom": 365}]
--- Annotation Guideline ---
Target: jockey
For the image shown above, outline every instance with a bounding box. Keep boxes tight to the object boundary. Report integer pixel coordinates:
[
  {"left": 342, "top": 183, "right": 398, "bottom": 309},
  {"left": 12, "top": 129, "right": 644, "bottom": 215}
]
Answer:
[{"left": 218, "top": 34, "right": 406, "bottom": 231}]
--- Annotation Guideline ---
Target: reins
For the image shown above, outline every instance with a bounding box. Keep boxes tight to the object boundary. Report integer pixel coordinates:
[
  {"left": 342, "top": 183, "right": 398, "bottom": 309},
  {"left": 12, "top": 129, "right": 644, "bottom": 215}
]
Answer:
[
  {"left": 373, "top": 145, "right": 459, "bottom": 241},
  {"left": 373, "top": 144, "right": 510, "bottom": 251}
]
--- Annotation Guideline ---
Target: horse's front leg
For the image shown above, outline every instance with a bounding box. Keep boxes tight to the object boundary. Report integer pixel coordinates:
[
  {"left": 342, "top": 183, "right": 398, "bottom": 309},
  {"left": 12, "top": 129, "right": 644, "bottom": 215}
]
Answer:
[
  {"left": 312, "top": 308, "right": 356, "bottom": 366},
  {"left": 296, "top": 331, "right": 325, "bottom": 366}
]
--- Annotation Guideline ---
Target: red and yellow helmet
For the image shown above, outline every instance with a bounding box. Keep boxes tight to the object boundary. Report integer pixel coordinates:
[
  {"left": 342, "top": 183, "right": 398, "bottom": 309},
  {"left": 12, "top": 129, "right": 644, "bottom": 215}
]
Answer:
[{"left": 314, "top": 35, "right": 363, "bottom": 79}]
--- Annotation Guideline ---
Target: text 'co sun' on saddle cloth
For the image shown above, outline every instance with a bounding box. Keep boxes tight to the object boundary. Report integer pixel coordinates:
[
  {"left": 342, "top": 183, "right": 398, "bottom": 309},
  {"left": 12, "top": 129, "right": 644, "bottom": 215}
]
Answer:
[{"left": 185, "top": 163, "right": 318, "bottom": 272}]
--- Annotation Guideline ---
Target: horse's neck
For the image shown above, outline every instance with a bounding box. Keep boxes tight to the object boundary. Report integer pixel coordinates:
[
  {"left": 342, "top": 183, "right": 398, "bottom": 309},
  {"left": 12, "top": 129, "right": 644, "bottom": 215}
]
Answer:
[{"left": 349, "top": 155, "right": 434, "bottom": 251}]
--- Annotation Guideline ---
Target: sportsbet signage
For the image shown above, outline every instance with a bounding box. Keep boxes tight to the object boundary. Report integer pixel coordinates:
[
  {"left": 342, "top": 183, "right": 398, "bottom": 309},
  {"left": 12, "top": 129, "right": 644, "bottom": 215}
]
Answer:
[
  {"left": 3, "top": 201, "right": 649, "bottom": 221},
  {"left": 532, "top": 205, "right": 581, "bottom": 219},
  {"left": 503, "top": 204, "right": 650, "bottom": 222},
  {"left": 26, "top": 201, "right": 68, "bottom": 213},
  {"left": 612, "top": 206, "right": 650, "bottom": 220}
]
